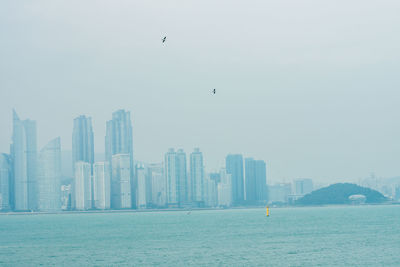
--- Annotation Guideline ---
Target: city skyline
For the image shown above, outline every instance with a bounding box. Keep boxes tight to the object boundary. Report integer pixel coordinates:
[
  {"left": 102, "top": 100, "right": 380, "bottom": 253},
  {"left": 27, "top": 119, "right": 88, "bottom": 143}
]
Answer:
[
  {"left": 2, "top": 1, "right": 400, "bottom": 183},
  {"left": 0, "top": 108, "right": 399, "bottom": 211}
]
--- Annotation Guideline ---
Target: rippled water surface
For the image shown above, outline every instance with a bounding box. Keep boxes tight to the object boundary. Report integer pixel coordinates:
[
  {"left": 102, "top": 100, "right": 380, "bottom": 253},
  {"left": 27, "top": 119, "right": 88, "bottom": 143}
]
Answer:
[{"left": 0, "top": 205, "right": 399, "bottom": 266}]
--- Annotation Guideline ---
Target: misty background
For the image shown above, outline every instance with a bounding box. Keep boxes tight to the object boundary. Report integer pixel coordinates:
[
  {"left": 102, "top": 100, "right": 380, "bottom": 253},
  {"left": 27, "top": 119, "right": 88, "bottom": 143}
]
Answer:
[{"left": 1, "top": 0, "right": 399, "bottom": 183}]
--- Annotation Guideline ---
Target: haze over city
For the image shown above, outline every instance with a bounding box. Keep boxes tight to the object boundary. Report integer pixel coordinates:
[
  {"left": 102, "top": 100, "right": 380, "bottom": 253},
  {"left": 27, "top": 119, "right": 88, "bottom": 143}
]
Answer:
[{"left": 1, "top": 0, "right": 400, "bottom": 183}]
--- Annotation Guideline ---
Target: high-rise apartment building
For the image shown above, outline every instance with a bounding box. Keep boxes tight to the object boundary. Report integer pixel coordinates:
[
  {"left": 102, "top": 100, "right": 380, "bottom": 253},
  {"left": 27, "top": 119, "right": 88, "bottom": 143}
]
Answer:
[
  {"left": 165, "top": 149, "right": 178, "bottom": 206},
  {"left": 165, "top": 149, "right": 188, "bottom": 207},
  {"left": 0, "top": 154, "right": 11, "bottom": 211},
  {"left": 105, "top": 110, "right": 134, "bottom": 207},
  {"left": 136, "top": 164, "right": 147, "bottom": 209},
  {"left": 225, "top": 154, "right": 244, "bottom": 205},
  {"left": 11, "top": 110, "right": 37, "bottom": 211},
  {"left": 245, "top": 158, "right": 267, "bottom": 203},
  {"left": 74, "top": 161, "right": 92, "bottom": 210},
  {"left": 93, "top": 162, "right": 111, "bottom": 209},
  {"left": 37, "top": 137, "right": 62, "bottom": 211},
  {"left": 190, "top": 148, "right": 204, "bottom": 204},
  {"left": 204, "top": 173, "right": 218, "bottom": 207},
  {"left": 176, "top": 149, "right": 188, "bottom": 205},
  {"left": 148, "top": 163, "right": 165, "bottom": 208},
  {"left": 111, "top": 154, "right": 131, "bottom": 209},
  {"left": 218, "top": 168, "right": 232, "bottom": 207}
]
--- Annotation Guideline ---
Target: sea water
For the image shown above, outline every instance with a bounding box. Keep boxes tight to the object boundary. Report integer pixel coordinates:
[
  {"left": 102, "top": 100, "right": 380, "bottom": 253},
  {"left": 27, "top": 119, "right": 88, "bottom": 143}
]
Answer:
[{"left": 0, "top": 205, "right": 399, "bottom": 266}]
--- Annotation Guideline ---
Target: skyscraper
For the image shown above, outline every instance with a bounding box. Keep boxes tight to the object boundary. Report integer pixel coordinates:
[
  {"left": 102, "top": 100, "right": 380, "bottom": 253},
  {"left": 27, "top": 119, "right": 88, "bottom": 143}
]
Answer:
[
  {"left": 136, "top": 164, "right": 147, "bottom": 209},
  {"left": 176, "top": 149, "right": 188, "bottom": 205},
  {"left": 74, "top": 161, "right": 92, "bottom": 210},
  {"left": 105, "top": 110, "right": 134, "bottom": 207},
  {"left": 218, "top": 168, "right": 232, "bottom": 207},
  {"left": 11, "top": 110, "right": 37, "bottom": 211},
  {"left": 72, "top": 115, "right": 94, "bottom": 173},
  {"left": 0, "top": 154, "right": 11, "bottom": 211},
  {"left": 190, "top": 148, "right": 204, "bottom": 204},
  {"left": 165, "top": 149, "right": 178, "bottom": 207},
  {"left": 225, "top": 154, "right": 244, "bottom": 205},
  {"left": 93, "top": 162, "right": 111, "bottom": 209},
  {"left": 148, "top": 163, "right": 165, "bottom": 208},
  {"left": 245, "top": 158, "right": 267, "bottom": 204},
  {"left": 165, "top": 149, "right": 188, "bottom": 207},
  {"left": 111, "top": 154, "right": 131, "bottom": 209},
  {"left": 204, "top": 173, "right": 218, "bottom": 207},
  {"left": 37, "top": 137, "right": 62, "bottom": 211}
]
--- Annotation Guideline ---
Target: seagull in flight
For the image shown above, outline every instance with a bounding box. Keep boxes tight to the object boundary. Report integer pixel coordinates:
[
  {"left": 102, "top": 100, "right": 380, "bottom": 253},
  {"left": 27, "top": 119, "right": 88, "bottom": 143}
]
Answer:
[{"left": 162, "top": 36, "right": 167, "bottom": 43}]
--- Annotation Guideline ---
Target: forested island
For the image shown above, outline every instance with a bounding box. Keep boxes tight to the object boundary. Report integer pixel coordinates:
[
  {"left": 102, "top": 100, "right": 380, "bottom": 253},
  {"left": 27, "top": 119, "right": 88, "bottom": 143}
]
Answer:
[{"left": 296, "top": 183, "right": 388, "bottom": 205}]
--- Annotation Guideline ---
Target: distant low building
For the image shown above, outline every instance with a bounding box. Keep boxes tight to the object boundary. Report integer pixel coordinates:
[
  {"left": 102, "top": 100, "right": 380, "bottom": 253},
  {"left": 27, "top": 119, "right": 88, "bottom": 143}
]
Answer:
[
  {"left": 294, "top": 179, "right": 313, "bottom": 196},
  {"left": 268, "top": 183, "right": 291, "bottom": 204}
]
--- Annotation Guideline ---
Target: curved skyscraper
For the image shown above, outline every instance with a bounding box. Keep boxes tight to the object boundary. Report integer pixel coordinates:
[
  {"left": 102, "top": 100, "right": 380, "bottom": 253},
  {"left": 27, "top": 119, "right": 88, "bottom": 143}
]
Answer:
[{"left": 11, "top": 110, "right": 37, "bottom": 211}]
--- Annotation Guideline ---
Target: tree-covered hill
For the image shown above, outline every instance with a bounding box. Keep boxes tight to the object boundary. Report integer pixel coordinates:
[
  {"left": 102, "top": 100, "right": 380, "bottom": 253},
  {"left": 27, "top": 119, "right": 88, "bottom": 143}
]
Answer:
[{"left": 296, "top": 183, "right": 387, "bottom": 205}]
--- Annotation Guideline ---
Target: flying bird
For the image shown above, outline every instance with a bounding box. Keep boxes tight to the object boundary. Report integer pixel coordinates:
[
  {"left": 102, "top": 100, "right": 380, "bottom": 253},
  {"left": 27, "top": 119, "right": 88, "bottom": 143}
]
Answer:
[{"left": 162, "top": 36, "right": 166, "bottom": 43}]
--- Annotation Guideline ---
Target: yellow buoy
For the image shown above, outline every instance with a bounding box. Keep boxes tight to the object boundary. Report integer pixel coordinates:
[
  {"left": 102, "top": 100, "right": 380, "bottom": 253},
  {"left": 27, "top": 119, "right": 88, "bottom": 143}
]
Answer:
[{"left": 266, "top": 205, "right": 269, "bottom": 217}]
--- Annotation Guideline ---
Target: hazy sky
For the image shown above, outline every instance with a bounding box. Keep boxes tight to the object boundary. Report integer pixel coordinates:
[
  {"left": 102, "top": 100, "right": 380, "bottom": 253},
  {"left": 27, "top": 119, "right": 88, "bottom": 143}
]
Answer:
[{"left": 1, "top": 0, "right": 400, "bottom": 183}]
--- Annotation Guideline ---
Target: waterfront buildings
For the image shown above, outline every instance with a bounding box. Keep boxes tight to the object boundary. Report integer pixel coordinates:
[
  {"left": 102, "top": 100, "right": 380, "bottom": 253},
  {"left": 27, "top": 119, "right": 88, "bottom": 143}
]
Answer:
[
  {"left": 0, "top": 154, "right": 11, "bottom": 210},
  {"left": 105, "top": 110, "right": 134, "bottom": 207},
  {"left": 245, "top": 158, "right": 267, "bottom": 204},
  {"left": 93, "top": 162, "right": 111, "bottom": 209},
  {"left": 37, "top": 138, "right": 62, "bottom": 211},
  {"left": 111, "top": 154, "right": 131, "bottom": 209},
  {"left": 11, "top": 110, "right": 38, "bottom": 211},
  {"left": 74, "top": 161, "right": 92, "bottom": 210},
  {"left": 190, "top": 148, "right": 204, "bottom": 205},
  {"left": 226, "top": 154, "right": 244, "bottom": 205}
]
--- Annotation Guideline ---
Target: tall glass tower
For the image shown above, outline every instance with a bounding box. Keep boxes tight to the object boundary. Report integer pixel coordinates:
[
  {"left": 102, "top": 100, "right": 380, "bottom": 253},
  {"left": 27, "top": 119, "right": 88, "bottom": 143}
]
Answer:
[
  {"left": 11, "top": 110, "right": 37, "bottom": 211},
  {"left": 72, "top": 115, "right": 94, "bottom": 173},
  {"left": 225, "top": 154, "right": 244, "bottom": 205},
  {"left": 37, "top": 137, "right": 62, "bottom": 211},
  {"left": 245, "top": 158, "right": 267, "bottom": 203}
]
